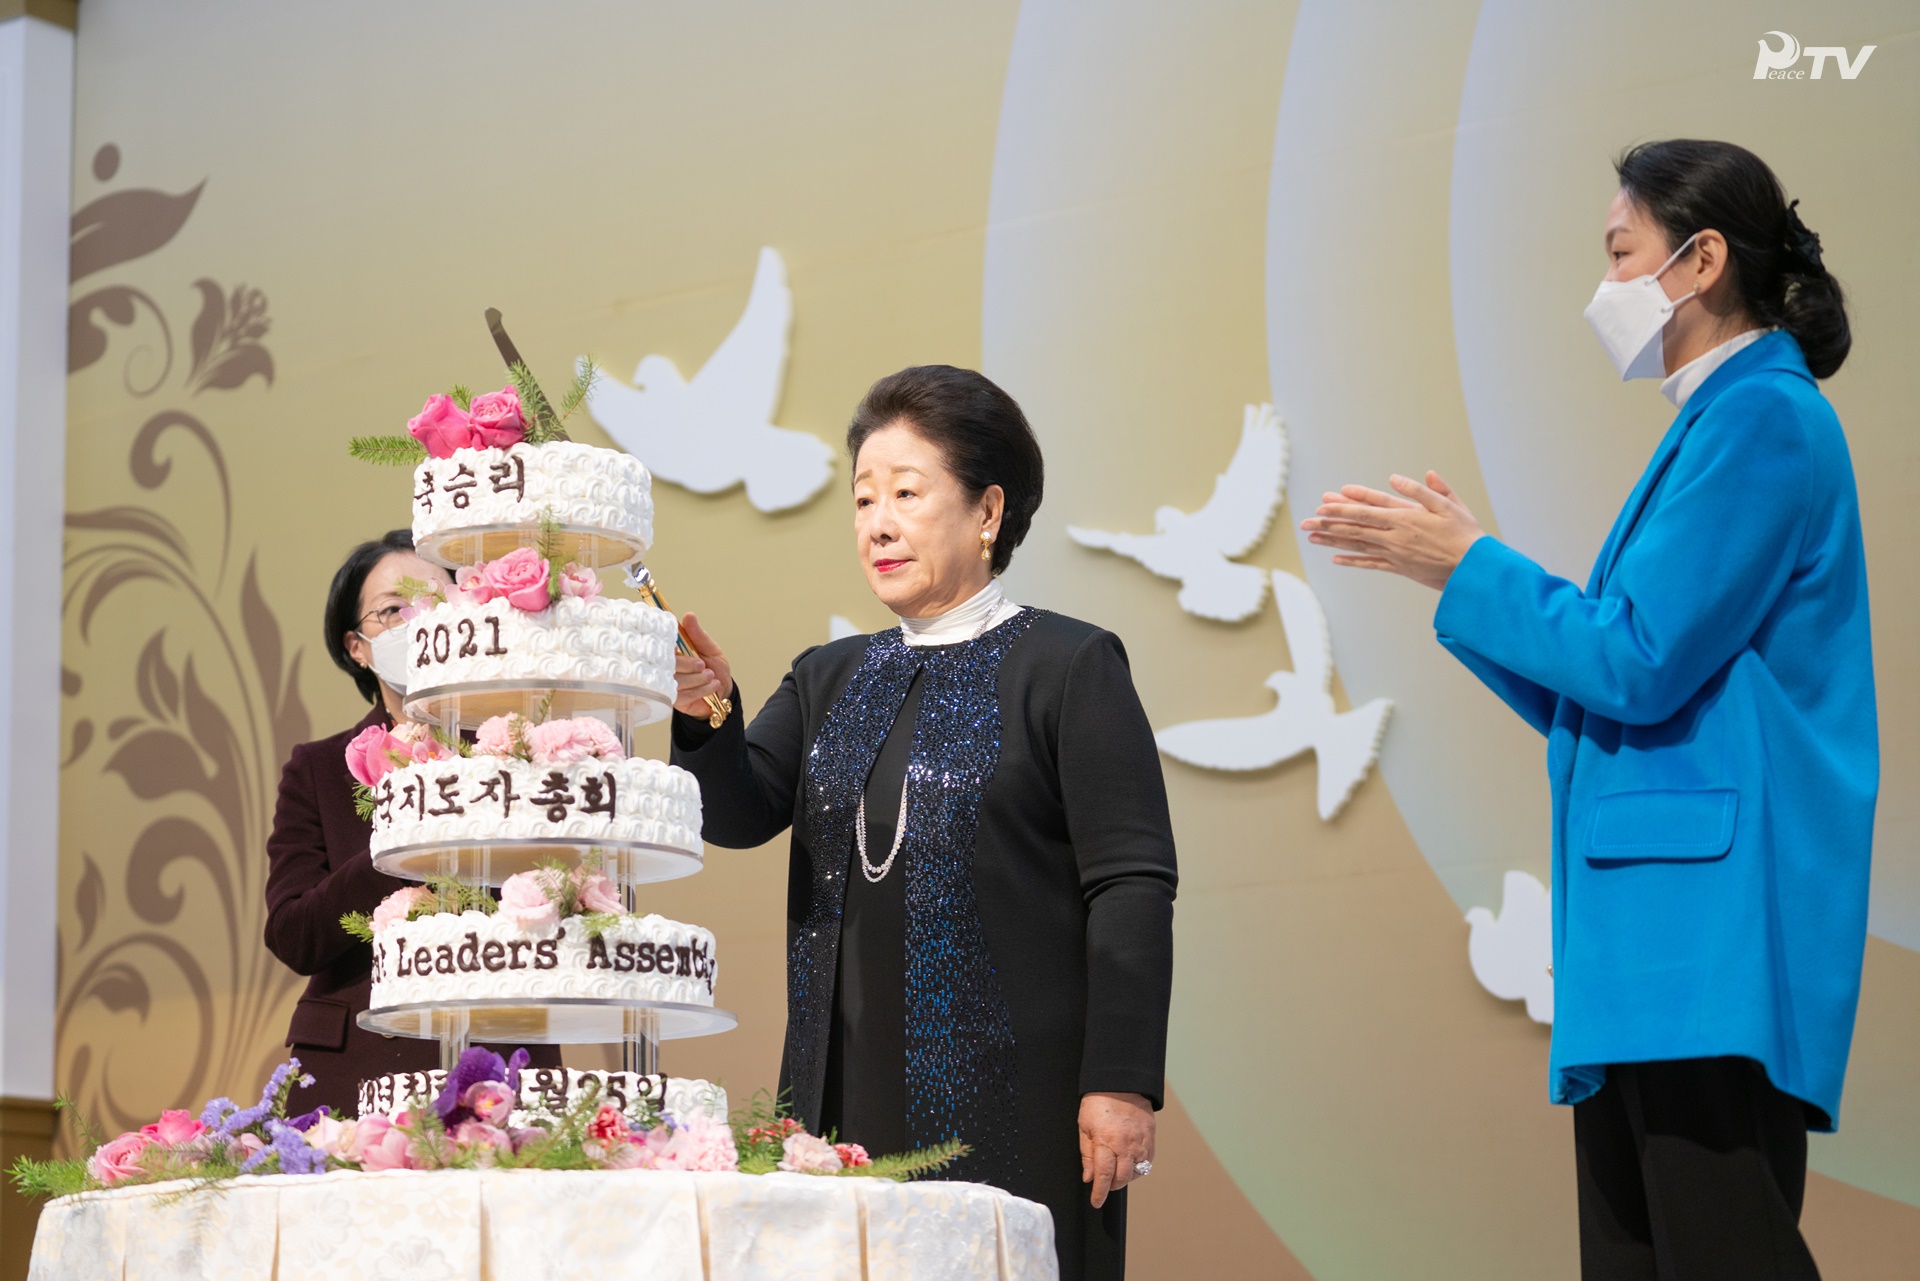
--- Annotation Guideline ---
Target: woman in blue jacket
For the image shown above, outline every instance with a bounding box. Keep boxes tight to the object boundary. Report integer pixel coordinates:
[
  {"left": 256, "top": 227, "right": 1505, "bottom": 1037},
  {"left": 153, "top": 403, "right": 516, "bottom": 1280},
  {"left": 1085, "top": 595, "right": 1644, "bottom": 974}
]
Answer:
[{"left": 1302, "top": 139, "right": 1875, "bottom": 1281}]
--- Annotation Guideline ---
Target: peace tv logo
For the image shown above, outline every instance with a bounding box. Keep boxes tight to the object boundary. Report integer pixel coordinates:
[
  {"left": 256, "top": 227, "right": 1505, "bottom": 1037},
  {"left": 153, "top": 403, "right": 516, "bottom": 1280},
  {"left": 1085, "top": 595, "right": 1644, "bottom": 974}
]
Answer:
[{"left": 1753, "top": 32, "right": 1875, "bottom": 80}]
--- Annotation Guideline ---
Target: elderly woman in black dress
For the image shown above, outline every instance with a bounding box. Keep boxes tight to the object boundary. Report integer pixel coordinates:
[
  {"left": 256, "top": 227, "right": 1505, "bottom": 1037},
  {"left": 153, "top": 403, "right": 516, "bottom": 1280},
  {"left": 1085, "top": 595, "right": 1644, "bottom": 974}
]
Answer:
[{"left": 670, "top": 366, "right": 1177, "bottom": 1281}]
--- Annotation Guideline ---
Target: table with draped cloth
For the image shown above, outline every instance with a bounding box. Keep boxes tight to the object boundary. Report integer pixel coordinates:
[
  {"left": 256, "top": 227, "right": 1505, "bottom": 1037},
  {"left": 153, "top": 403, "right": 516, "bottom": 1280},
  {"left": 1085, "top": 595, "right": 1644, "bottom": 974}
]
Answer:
[{"left": 27, "top": 1168, "right": 1058, "bottom": 1281}]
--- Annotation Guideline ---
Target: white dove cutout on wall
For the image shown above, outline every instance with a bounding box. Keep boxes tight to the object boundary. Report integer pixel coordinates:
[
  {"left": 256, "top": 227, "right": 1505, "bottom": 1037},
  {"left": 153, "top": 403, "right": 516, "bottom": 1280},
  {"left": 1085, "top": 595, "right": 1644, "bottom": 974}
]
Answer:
[
  {"left": 1465, "top": 870, "right": 1554, "bottom": 1024},
  {"left": 1155, "top": 569, "right": 1392, "bottom": 820},
  {"left": 1066, "top": 403, "right": 1287, "bottom": 621},
  {"left": 585, "top": 247, "right": 834, "bottom": 513}
]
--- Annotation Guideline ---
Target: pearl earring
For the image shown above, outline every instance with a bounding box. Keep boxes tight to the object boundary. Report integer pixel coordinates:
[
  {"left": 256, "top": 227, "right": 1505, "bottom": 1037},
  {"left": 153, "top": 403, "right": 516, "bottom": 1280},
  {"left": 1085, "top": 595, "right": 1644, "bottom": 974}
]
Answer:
[{"left": 980, "top": 531, "right": 994, "bottom": 562}]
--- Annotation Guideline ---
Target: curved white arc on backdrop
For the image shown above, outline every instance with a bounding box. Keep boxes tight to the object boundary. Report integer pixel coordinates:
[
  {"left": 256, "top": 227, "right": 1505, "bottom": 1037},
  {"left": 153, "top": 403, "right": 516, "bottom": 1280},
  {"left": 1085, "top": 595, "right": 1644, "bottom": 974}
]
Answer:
[
  {"left": 1447, "top": 0, "right": 1918, "bottom": 952},
  {"left": 1268, "top": 0, "right": 1550, "bottom": 915}
]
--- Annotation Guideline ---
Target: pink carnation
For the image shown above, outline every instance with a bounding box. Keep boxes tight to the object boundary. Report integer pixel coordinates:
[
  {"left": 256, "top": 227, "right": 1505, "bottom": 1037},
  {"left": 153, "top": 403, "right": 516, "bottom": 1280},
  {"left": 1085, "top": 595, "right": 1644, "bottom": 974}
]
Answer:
[
  {"left": 344, "top": 724, "right": 409, "bottom": 788},
  {"left": 350, "top": 1114, "right": 413, "bottom": 1172},
  {"left": 525, "top": 717, "right": 623, "bottom": 766},
  {"left": 575, "top": 870, "right": 623, "bottom": 915},
  {"left": 479, "top": 548, "right": 552, "bottom": 613},
  {"left": 466, "top": 388, "right": 527, "bottom": 449},
  {"left": 408, "top": 393, "right": 478, "bottom": 459},
  {"left": 139, "top": 1109, "right": 206, "bottom": 1149},
  {"left": 87, "top": 1131, "right": 155, "bottom": 1187},
  {"left": 498, "top": 871, "right": 557, "bottom": 933},
  {"left": 586, "top": 1102, "right": 631, "bottom": 1146},
  {"left": 833, "top": 1142, "right": 871, "bottom": 1168},
  {"left": 473, "top": 715, "right": 519, "bottom": 758},
  {"left": 778, "top": 1131, "right": 843, "bottom": 1175},
  {"left": 371, "top": 885, "right": 434, "bottom": 933},
  {"left": 659, "top": 1113, "right": 740, "bottom": 1172},
  {"left": 558, "top": 563, "right": 602, "bottom": 600}
]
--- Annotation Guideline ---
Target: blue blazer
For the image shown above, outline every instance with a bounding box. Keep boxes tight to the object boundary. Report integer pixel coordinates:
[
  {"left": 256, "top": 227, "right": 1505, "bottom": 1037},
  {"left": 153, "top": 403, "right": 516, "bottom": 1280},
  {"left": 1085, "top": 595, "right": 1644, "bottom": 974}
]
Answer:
[{"left": 1433, "top": 330, "right": 1876, "bottom": 1128}]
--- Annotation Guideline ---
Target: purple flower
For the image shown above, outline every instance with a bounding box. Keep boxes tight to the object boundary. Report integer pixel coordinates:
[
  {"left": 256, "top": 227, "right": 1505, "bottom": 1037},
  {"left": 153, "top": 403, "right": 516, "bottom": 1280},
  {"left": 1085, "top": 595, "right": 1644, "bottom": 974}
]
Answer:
[
  {"left": 205, "top": 1058, "right": 310, "bottom": 1140},
  {"left": 255, "top": 1120, "right": 329, "bottom": 1176},
  {"left": 286, "top": 1105, "right": 331, "bottom": 1133},
  {"left": 505, "top": 1047, "right": 528, "bottom": 1096},
  {"left": 434, "top": 1047, "right": 512, "bottom": 1126}
]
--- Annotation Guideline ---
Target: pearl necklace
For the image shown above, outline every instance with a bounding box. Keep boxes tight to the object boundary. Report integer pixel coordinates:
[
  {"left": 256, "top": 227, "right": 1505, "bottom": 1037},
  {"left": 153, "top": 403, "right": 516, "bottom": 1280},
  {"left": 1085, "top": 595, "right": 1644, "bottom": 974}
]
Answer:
[{"left": 856, "top": 608, "right": 997, "bottom": 883}]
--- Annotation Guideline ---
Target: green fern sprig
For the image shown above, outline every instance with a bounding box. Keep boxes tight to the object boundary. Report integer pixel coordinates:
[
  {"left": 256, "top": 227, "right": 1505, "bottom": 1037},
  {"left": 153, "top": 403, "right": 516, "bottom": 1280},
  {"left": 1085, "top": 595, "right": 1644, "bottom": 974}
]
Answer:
[
  {"left": 349, "top": 435, "right": 428, "bottom": 467},
  {"left": 448, "top": 384, "right": 474, "bottom": 411},
  {"left": 430, "top": 725, "right": 472, "bottom": 758},
  {"left": 556, "top": 356, "right": 600, "bottom": 421},
  {"left": 352, "top": 782, "right": 377, "bottom": 821},
  {"left": 341, "top": 911, "right": 374, "bottom": 943},
  {"left": 509, "top": 361, "right": 571, "bottom": 445},
  {"left": 393, "top": 576, "right": 445, "bottom": 607},
  {"left": 848, "top": 1137, "right": 970, "bottom": 1181}
]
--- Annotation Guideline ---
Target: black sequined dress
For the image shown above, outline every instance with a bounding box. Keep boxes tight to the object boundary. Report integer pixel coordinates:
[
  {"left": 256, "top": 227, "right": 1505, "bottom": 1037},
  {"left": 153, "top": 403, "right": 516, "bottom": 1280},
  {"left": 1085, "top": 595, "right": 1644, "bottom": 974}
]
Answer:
[{"left": 672, "top": 610, "right": 1178, "bottom": 1281}]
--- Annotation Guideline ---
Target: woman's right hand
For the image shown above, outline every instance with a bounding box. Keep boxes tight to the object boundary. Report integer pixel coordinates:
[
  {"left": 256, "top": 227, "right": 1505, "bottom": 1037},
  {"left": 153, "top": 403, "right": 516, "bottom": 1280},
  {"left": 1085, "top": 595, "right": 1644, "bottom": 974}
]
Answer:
[{"left": 673, "top": 612, "right": 733, "bottom": 719}]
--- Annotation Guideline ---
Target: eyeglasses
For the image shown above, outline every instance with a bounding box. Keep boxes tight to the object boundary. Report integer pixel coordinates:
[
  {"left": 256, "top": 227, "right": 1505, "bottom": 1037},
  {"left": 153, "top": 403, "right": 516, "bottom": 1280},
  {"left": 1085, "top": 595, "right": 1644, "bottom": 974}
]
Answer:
[{"left": 356, "top": 603, "right": 406, "bottom": 633}]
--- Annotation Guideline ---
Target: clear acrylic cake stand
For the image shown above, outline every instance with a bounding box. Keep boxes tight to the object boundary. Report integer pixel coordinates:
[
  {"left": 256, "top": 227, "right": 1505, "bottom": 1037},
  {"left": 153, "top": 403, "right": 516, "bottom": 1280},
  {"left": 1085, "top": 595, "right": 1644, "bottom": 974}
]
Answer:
[
  {"left": 365, "top": 584, "right": 733, "bottom": 1079},
  {"left": 416, "top": 524, "right": 645, "bottom": 573}
]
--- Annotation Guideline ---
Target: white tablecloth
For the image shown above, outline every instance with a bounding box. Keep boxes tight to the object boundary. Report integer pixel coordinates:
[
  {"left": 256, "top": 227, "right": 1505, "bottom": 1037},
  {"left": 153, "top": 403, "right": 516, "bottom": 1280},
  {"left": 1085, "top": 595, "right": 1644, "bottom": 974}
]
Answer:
[{"left": 27, "top": 1168, "right": 1059, "bottom": 1281}]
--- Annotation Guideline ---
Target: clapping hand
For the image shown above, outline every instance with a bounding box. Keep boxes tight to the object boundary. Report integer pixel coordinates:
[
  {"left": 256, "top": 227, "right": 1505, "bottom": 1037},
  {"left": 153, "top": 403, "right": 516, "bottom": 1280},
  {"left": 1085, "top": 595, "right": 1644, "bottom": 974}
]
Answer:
[
  {"left": 1300, "top": 471, "right": 1487, "bottom": 591},
  {"left": 1079, "top": 1091, "right": 1155, "bottom": 1209},
  {"left": 673, "top": 613, "right": 733, "bottom": 718}
]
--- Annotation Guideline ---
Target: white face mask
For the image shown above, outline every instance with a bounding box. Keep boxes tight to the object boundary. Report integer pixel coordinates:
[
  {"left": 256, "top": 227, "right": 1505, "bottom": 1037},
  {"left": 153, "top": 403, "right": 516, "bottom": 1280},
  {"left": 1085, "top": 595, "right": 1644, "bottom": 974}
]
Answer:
[
  {"left": 359, "top": 626, "right": 411, "bottom": 695},
  {"left": 1583, "top": 232, "right": 1701, "bottom": 380}
]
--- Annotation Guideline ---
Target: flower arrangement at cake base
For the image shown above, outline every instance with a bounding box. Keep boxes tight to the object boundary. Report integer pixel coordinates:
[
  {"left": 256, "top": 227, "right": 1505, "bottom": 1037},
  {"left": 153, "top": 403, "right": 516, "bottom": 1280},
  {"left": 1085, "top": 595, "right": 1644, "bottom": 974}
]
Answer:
[{"left": 10, "top": 1050, "right": 963, "bottom": 1199}]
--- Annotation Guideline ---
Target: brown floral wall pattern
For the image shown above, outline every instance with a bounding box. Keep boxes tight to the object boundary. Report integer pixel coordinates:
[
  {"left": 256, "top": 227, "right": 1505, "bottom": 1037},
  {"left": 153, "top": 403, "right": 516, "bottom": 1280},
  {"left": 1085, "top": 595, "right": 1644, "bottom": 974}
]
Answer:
[{"left": 57, "top": 146, "right": 306, "bottom": 1149}]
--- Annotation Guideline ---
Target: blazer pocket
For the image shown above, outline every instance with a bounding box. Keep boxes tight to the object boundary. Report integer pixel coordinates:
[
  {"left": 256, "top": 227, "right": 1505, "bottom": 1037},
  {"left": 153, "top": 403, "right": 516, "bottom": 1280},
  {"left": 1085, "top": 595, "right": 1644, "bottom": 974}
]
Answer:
[
  {"left": 285, "top": 997, "right": 350, "bottom": 1051},
  {"left": 1587, "top": 788, "right": 1738, "bottom": 863}
]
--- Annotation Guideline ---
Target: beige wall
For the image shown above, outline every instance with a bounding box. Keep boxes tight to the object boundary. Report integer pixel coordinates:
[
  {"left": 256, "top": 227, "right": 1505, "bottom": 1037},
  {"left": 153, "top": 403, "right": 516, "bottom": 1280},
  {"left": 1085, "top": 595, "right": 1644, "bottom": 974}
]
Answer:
[{"left": 50, "top": 2, "right": 1919, "bottom": 1277}]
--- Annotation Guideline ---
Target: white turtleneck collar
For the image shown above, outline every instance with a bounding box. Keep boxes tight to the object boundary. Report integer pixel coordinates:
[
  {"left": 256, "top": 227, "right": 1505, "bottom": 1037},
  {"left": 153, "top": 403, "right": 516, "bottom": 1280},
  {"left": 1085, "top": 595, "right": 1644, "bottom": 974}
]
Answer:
[
  {"left": 1661, "top": 326, "right": 1768, "bottom": 410},
  {"left": 898, "top": 578, "right": 1021, "bottom": 647}
]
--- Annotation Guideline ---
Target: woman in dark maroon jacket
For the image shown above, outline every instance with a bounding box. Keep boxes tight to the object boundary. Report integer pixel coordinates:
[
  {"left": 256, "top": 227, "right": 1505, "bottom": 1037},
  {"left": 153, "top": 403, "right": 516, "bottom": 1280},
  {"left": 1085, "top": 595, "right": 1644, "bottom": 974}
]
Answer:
[{"left": 265, "top": 530, "right": 559, "bottom": 1116}]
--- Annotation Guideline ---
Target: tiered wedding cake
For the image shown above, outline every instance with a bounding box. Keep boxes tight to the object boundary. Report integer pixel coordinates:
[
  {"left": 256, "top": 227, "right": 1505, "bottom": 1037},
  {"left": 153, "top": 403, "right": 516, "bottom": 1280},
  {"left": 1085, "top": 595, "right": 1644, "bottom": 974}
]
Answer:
[{"left": 345, "top": 380, "right": 736, "bottom": 1108}]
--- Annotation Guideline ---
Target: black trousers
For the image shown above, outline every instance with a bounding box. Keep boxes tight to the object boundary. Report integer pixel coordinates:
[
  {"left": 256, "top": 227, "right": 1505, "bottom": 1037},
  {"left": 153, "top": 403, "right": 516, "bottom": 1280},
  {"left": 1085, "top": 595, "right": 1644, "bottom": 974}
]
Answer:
[{"left": 1574, "top": 1057, "right": 1820, "bottom": 1281}]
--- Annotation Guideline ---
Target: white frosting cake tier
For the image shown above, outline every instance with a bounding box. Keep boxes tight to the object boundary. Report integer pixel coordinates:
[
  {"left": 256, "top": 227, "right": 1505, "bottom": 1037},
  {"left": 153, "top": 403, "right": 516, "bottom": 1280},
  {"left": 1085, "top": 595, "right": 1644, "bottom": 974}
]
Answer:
[
  {"left": 368, "top": 756, "right": 702, "bottom": 860},
  {"left": 357, "top": 1068, "right": 727, "bottom": 1129},
  {"left": 402, "top": 595, "right": 676, "bottom": 702},
  {"left": 370, "top": 911, "right": 718, "bottom": 1010},
  {"left": 412, "top": 441, "right": 654, "bottom": 565}
]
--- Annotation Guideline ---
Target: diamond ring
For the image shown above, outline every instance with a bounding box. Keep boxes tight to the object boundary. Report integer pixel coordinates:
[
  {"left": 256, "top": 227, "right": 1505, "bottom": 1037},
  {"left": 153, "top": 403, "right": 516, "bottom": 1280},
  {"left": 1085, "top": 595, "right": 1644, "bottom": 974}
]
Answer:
[{"left": 1133, "top": 1160, "right": 1152, "bottom": 1178}]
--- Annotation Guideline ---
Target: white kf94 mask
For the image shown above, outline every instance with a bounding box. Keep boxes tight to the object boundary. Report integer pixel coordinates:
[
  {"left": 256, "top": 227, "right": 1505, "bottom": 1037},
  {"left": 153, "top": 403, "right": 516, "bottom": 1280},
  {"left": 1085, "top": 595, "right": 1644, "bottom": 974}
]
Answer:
[
  {"left": 1583, "top": 232, "right": 1700, "bottom": 380},
  {"left": 360, "top": 625, "right": 411, "bottom": 694}
]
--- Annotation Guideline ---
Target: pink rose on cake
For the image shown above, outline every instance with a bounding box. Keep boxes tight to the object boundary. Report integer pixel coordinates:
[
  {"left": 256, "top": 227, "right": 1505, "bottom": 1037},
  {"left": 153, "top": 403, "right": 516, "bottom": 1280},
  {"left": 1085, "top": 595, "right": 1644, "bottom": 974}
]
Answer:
[
  {"left": 778, "top": 1131, "right": 843, "bottom": 1174},
  {"left": 525, "top": 716, "right": 623, "bottom": 766},
  {"left": 344, "top": 725, "right": 410, "bottom": 787},
  {"left": 833, "top": 1142, "right": 871, "bottom": 1168},
  {"left": 557, "top": 563, "right": 602, "bottom": 600},
  {"left": 450, "top": 563, "right": 495, "bottom": 607},
  {"left": 371, "top": 885, "right": 434, "bottom": 933},
  {"left": 479, "top": 548, "right": 553, "bottom": 612},
  {"left": 466, "top": 387, "right": 527, "bottom": 449},
  {"left": 86, "top": 1131, "right": 155, "bottom": 1187},
  {"left": 498, "top": 871, "right": 558, "bottom": 932},
  {"left": 408, "top": 393, "right": 477, "bottom": 459}
]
